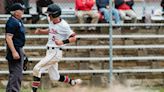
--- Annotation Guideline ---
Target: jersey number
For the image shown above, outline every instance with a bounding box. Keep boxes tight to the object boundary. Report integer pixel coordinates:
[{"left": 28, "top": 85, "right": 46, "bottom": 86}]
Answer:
[{"left": 52, "top": 36, "right": 56, "bottom": 41}]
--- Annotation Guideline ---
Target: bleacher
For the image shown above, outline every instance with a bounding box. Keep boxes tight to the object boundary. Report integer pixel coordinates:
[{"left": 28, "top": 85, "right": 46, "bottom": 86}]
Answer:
[
  {"left": 0, "top": 0, "right": 163, "bottom": 88},
  {"left": 0, "top": 23, "right": 164, "bottom": 86}
]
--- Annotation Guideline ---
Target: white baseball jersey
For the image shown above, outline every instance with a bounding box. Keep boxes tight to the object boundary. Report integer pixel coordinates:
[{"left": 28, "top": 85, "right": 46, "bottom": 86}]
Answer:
[
  {"left": 46, "top": 19, "right": 74, "bottom": 47},
  {"left": 33, "top": 19, "right": 74, "bottom": 79}
]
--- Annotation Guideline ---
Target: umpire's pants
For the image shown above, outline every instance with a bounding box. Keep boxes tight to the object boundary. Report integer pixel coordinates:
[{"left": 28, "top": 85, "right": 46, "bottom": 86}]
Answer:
[{"left": 6, "top": 48, "right": 24, "bottom": 92}]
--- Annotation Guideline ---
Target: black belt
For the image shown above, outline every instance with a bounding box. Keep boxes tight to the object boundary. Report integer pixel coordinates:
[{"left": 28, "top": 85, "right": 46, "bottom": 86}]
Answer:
[{"left": 47, "top": 47, "right": 62, "bottom": 50}]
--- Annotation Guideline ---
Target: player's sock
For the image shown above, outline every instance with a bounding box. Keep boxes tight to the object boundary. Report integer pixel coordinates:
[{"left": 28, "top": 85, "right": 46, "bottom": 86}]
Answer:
[
  {"left": 31, "top": 76, "right": 41, "bottom": 92},
  {"left": 58, "top": 75, "right": 82, "bottom": 86},
  {"left": 58, "top": 75, "right": 72, "bottom": 85}
]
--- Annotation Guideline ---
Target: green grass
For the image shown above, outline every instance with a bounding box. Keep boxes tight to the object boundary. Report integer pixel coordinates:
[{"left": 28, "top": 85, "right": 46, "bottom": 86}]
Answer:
[{"left": 159, "top": 88, "right": 164, "bottom": 92}]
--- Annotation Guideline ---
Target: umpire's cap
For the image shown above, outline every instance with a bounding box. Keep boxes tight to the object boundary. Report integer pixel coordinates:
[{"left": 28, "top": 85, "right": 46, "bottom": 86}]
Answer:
[
  {"left": 46, "top": 4, "right": 61, "bottom": 18},
  {"left": 10, "top": 3, "right": 25, "bottom": 11}
]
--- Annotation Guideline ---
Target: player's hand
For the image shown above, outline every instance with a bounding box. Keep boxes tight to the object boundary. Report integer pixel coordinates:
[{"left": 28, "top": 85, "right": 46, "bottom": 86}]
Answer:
[
  {"left": 55, "top": 40, "right": 64, "bottom": 46},
  {"left": 35, "top": 29, "right": 41, "bottom": 34},
  {"left": 12, "top": 51, "right": 20, "bottom": 60}
]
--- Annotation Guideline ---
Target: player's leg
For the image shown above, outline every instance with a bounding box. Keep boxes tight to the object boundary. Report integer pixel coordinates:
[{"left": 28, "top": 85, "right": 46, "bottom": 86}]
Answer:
[
  {"left": 48, "top": 63, "right": 82, "bottom": 86},
  {"left": 31, "top": 50, "right": 56, "bottom": 92}
]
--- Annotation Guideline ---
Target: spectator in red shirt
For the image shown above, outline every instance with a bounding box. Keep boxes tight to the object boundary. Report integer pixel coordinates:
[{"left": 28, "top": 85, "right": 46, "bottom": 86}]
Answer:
[
  {"left": 115, "top": 0, "right": 137, "bottom": 23},
  {"left": 75, "top": 0, "right": 99, "bottom": 30}
]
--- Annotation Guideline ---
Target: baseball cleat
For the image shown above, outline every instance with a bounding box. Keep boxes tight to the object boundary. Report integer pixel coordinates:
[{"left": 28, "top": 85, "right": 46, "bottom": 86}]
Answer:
[{"left": 71, "top": 79, "right": 82, "bottom": 86}]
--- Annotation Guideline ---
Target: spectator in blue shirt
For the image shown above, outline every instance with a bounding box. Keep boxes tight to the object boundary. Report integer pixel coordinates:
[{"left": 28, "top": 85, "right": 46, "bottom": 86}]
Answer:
[{"left": 96, "top": 0, "right": 121, "bottom": 24}]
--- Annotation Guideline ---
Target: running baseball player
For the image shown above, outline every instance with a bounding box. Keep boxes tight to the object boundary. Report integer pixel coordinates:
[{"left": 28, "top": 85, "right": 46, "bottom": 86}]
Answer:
[{"left": 31, "top": 4, "right": 82, "bottom": 92}]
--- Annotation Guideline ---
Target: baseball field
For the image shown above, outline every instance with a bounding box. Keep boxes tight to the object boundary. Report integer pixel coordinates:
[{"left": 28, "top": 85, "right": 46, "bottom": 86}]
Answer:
[{"left": 0, "top": 85, "right": 164, "bottom": 92}]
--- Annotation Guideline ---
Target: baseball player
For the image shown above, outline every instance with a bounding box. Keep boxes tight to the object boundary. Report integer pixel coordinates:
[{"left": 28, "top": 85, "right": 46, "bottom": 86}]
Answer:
[{"left": 31, "top": 4, "right": 82, "bottom": 92}]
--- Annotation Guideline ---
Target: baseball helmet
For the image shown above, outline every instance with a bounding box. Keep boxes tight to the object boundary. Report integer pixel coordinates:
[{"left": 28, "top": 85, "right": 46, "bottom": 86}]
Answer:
[{"left": 46, "top": 4, "right": 61, "bottom": 18}]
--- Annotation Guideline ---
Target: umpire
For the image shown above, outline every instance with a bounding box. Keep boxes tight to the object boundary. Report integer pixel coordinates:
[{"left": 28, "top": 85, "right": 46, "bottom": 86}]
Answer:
[{"left": 5, "top": 3, "right": 26, "bottom": 92}]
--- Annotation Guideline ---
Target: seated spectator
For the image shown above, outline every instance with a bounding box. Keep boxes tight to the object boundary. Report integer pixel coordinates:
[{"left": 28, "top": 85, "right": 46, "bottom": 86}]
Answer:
[
  {"left": 36, "top": 0, "right": 53, "bottom": 15},
  {"left": 75, "top": 0, "right": 100, "bottom": 31},
  {"left": 141, "top": 0, "right": 151, "bottom": 29},
  {"left": 96, "top": 0, "right": 121, "bottom": 24},
  {"left": 30, "top": 0, "right": 53, "bottom": 24},
  {"left": 115, "top": 0, "right": 137, "bottom": 23},
  {"left": 161, "top": 0, "right": 164, "bottom": 12},
  {"left": 4, "top": 0, "right": 29, "bottom": 14}
]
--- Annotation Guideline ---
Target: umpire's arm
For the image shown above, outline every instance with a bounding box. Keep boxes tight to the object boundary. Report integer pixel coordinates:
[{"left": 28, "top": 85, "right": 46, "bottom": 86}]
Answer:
[{"left": 5, "top": 33, "right": 20, "bottom": 60}]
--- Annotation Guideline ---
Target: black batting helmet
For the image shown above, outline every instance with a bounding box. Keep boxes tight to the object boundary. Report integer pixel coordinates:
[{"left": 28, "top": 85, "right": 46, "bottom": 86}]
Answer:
[{"left": 46, "top": 4, "right": 61, "bottom": 18}]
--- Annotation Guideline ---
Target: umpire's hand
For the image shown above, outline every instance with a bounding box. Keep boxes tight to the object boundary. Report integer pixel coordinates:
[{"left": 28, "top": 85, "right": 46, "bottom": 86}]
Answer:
[{"left": 12, "top": 51, "right": 20, "bottom": 60}]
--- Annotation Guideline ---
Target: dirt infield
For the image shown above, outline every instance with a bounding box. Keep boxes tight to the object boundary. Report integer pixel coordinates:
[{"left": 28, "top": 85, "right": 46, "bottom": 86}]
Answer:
[{"left": 48, "top": 84, "right": 155, "bottom": 92}]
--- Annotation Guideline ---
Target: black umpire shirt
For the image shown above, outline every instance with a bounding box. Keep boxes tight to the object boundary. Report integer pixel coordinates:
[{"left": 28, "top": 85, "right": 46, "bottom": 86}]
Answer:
[{"left": 5, "top": 16, "right": 26, "bottom": 61}]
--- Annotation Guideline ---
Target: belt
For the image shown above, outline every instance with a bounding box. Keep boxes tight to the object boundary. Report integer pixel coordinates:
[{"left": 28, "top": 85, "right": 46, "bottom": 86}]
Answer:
[{"left": 47, "top": 47, "right": 62, "bottom": 50}]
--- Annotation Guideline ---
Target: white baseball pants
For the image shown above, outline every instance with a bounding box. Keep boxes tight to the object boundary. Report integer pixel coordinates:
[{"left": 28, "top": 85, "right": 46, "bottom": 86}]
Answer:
[{"left": 33, "top": 47, "right": 62, "bottom": 81}]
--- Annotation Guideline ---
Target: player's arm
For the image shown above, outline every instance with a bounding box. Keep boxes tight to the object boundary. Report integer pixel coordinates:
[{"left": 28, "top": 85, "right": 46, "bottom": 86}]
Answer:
[
  {"left": 5, "top": 33, "right": 20, "bottom": 60},
  {"left": 55, "top": 33, "right": 77, "bottom": 45},
  {"left": 35, "top": 28, "right": 49, "bottom": 34},
  {"left": 67, "top": 33, "right": 77, "bottom": 43}
]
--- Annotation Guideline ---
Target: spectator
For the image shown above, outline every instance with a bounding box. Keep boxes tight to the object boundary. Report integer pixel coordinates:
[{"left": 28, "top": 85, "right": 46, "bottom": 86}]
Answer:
[
  {"left": 142, "top": 0, "right": 151, "bottom": 28},
  {"left": 75, "top": 0, "right": 100, "bottom": 30},
  {"left": 161, "top": 0, "right": 164, "bottom": 12},
  {"left": 30, "top": 0, "right": 53, "bottom": 24},
  {"left": 36, "top": 0, "right": 53, "bottom": 14},
  {"left": 115, "top": 0, "right": 137, "bottom": 23},
  {"left": 96, "top": 0, "right": 121, "bottom": 24},
  {"left": 4, "top": 0, "right": 29, "bottom": 14}
]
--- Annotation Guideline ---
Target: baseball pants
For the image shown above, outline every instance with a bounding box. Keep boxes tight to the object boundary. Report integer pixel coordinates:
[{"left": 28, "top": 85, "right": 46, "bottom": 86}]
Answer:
[
  {"left": 6, "top": 48, "right": 24, "bottom": 92},
  {"left": 33, "top": 47, "right": 62, "bottom": 80}
]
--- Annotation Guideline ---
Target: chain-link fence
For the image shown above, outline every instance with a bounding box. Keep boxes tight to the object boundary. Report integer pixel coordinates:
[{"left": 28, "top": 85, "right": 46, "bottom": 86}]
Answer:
[{"left": 0, "top": 0, "right": 162, "bottom": 15}]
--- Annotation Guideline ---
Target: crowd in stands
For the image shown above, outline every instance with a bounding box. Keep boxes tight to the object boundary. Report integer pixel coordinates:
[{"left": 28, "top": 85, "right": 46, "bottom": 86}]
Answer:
[{"left": 3, "top": 0, "right": 164, "bottom": 30}]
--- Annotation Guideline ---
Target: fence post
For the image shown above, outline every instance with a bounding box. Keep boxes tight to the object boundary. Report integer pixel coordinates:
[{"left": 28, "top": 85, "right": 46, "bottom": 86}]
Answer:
[{"left": 109, "top": 0, "right": 113, "bottom": 85}]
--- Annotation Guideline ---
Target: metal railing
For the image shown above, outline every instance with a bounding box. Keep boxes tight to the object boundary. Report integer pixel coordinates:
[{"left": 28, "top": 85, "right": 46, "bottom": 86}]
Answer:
[
  {"left": 0, "top": 23, "right": 163, "bottom": 28},
  {"left": 0, "top": 23, "right": 163, "bottom": 74}
]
